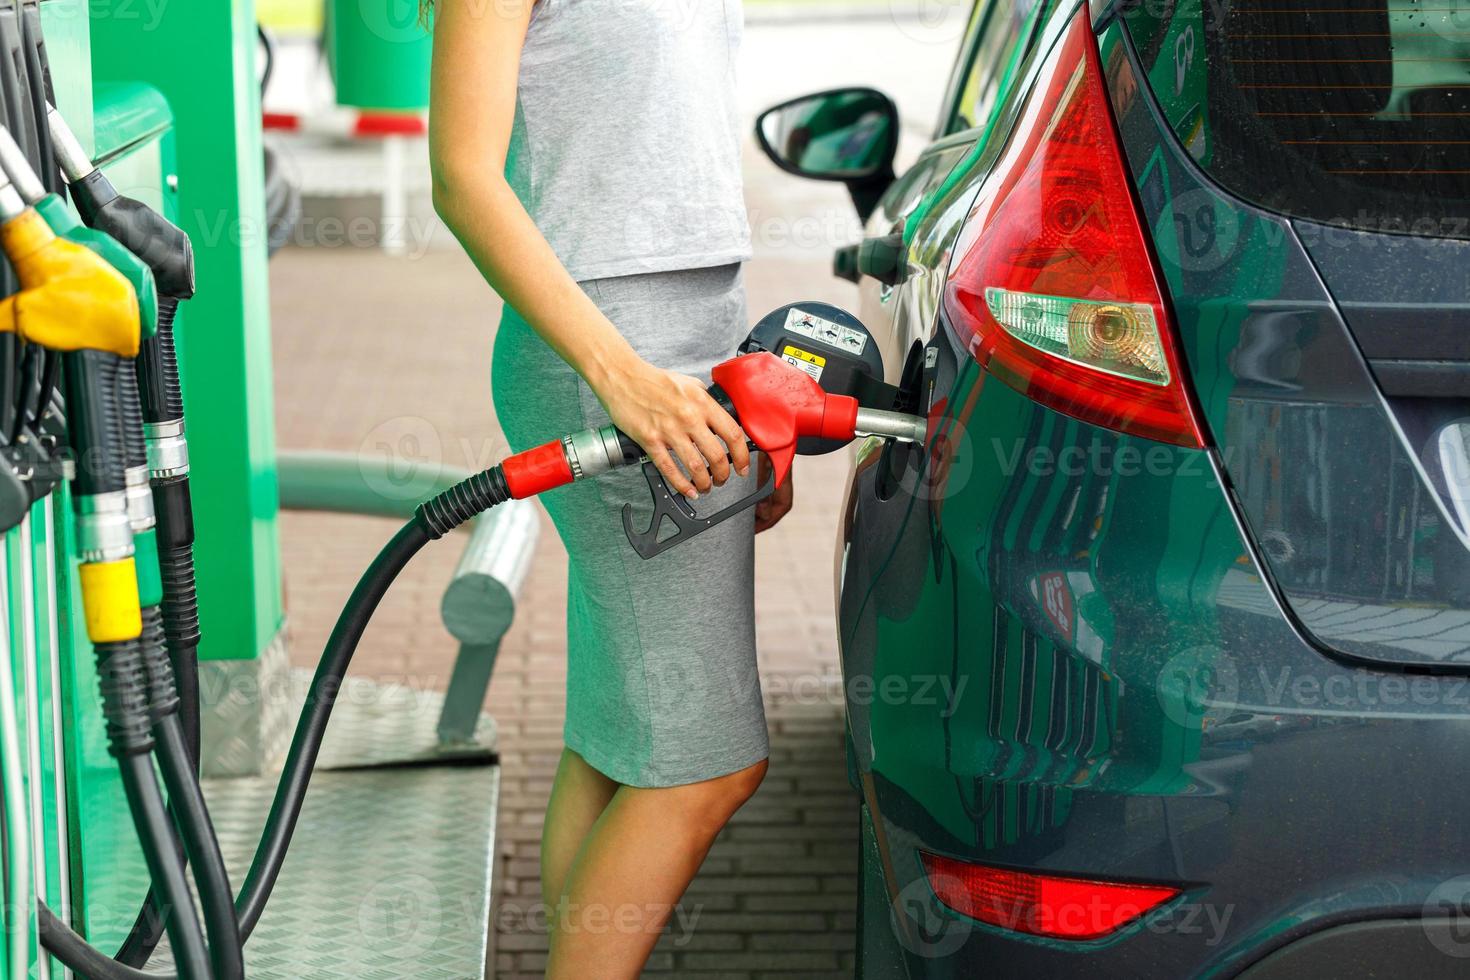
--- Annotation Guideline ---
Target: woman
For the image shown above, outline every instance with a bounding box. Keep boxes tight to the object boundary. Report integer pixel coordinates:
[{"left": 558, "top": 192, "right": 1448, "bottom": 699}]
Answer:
[{"left": 427, "top": 1, "right": 792, "bottom": 975}]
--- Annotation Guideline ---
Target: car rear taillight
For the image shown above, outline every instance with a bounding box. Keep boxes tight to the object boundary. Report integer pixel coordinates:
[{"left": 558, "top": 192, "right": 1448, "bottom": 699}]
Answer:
[
  {"left": 920, "top": 851, "right": 1181, "bottom": 941},
  {"left": 943, "top": 11, "right": 1206, "bottom": 448}
]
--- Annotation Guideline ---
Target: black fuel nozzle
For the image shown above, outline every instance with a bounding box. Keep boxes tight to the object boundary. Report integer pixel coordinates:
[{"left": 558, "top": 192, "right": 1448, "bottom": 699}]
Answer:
[
  {"left": 48, "top": 102, "right": 190, "bottom": 432},
  {"left": 47, "top": 102, "right": 195, "bottom": 303}
]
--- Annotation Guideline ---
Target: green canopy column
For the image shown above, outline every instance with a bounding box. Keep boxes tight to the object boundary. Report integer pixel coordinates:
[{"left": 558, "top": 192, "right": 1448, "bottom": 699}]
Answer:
[{"left": 89, "top": 1, "right": 286, "bottom": 772}]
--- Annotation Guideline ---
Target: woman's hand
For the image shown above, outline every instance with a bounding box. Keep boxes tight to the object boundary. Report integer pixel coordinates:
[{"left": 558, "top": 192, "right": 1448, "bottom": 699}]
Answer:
[
  {"left": 593, "top": 358, "right": 751, "bottom": 500},
  {"left": 754, "top": 453, "right": 794, "bottom": 533}
]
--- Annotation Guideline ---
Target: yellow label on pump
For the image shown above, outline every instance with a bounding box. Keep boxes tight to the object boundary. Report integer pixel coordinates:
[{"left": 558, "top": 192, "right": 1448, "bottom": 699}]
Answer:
[{"left": 78, "top": 559, "right": 143, "bottom": 643}]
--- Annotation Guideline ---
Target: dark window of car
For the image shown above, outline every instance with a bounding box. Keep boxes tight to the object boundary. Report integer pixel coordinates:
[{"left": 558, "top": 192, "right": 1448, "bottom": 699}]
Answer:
[
  {"left": 949, "top": 0, "right": 1045, "bottom": 133},
  {"left": 1122, "top": 0, "right": 1470, "bottom": 240}
]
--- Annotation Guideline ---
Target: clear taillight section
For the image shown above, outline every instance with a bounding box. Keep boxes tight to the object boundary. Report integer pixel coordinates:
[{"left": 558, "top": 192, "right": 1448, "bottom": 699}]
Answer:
[{"left": 943, "top": 11, "right": 1206, "bottom": 447}]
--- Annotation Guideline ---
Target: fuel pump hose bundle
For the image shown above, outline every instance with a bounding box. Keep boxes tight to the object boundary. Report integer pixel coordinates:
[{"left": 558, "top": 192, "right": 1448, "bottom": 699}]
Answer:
[
  {"left": 0, "top": 164, "right": 216, "bottom": 978},
  {"left": 30, "top": 108, "right": 221, "bottom": 973}
]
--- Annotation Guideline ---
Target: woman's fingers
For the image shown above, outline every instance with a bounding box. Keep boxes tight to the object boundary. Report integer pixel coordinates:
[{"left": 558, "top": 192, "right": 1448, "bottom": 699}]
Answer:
[
  {"left": 691, "top": 425, "right": 732, "bottom": 487},
  {"left": 706, "top": 404, "right": 751, "bottom": 478},
  {"left": 649, "top": 446, "right": 697, "bottom": 501},
  {"left": 670, "top": 438, "right": 713, "bottom": 496}
]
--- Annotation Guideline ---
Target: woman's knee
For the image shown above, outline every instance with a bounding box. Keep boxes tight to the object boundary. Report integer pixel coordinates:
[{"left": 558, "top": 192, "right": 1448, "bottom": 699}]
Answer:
[
  {"left": 676, "top": 758, "right": 768, "bottom": 835},
  {"left": 724, "top": 757, "right": 768, "bottom": 804}
]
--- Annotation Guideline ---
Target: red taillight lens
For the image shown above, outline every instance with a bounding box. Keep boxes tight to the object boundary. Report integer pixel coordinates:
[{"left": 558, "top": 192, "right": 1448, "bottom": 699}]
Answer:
[
  {"left": 921, "top": 851, "right": 1181, "bottom": 941},
  {"left": 943, "top": 12, "right": 1206, "bottom": 448}
]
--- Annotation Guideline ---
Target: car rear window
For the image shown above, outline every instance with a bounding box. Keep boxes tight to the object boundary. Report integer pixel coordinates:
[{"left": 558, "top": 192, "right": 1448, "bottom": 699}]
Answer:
[{"left": 1122, "top": 0, "right": 1470, "bottom": 240}]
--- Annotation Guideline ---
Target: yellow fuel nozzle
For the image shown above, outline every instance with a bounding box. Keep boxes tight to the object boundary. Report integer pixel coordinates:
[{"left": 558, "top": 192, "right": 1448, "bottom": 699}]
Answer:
[{"left": 0, "top": 172, "right": 139, "bottom": 357}]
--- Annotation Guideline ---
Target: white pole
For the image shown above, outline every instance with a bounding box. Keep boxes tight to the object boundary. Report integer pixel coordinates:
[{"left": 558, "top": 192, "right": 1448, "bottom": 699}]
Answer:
[{"left": 382, "top": 134, "right": 407, "bottom": 257}]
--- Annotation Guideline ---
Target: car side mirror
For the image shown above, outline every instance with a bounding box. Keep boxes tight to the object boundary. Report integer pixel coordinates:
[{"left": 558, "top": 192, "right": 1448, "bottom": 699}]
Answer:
[{"left": 755, "top": 87, "right": 899, "bottom": 222}]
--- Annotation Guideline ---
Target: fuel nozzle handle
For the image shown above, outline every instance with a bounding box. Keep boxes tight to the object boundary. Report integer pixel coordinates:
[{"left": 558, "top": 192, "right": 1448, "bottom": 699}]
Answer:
[
  {"left": 0, "top": 166, "right": 140, "bottom": 358},
  {"left": 47, "top": 102, "right": 196, "bottom": 302},
  {"left": 497, "top": 351, "right": 925, "bottom": 501}
]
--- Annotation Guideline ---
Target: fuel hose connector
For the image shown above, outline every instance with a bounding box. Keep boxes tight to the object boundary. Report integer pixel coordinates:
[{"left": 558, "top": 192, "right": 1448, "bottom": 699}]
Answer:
[
  {"left": 415, "top": 424, "right": 642, "bottom": 539},
  {"left": 562, "top": 425, "right": 643, "bottom": 482},
  {"left": 119, "top": 366, "right": 156, "bottom": 535},
  {"left": 66, "top": 352, "right": 144, "bottom": 647}
]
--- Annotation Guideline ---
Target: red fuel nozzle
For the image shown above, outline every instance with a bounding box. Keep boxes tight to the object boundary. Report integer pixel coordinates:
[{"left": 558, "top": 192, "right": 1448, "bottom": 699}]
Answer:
[
  {"left": 711, "top": 352, "right": 858, "bottom": 488},
  {"left": 501, "top": 352, "right": 861, "bottom": 500}
]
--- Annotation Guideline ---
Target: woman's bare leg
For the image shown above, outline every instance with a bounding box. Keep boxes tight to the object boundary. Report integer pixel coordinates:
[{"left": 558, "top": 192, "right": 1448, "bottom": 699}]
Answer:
[
  {"left": 545, "top": 758, "right": 768, "bottom": 979},
  {"left": 541, "top": 749, "right": 620, "bottom": 912}
]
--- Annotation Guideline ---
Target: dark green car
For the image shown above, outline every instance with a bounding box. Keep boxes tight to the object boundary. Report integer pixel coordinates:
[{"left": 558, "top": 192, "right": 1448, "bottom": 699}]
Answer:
[{"left": 759, "top": 0, "right": 1470, "bottom": 975}]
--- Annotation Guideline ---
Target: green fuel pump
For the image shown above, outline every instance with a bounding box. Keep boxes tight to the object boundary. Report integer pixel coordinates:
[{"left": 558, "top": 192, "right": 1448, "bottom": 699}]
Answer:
[
  {"left": 0, "top": 126, "right": 244, "bottom": 980},
  {"left": 0, "top": 164, "right": 217, "bottom": 979},
  {"left": 45, "top": 102, "right": 205, "bottom": 786}
]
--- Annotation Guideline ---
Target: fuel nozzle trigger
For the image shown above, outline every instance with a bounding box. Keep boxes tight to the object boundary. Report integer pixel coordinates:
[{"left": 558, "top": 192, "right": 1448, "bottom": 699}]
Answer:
[
  {"left": 621, "top": 456, "right": 776, "bottom": 560},
  {"left": 620, "top": 350, "right": 860, "bottom": 559},
  {"left": 617, "top": 302, "right": 909, "bottom": 560}
]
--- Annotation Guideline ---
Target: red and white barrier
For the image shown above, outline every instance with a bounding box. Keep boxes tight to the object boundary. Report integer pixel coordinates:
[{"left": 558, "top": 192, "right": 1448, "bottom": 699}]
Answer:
[
  {"left": 262, "top": 107, "right": 427, "bottom": 255},
  {"left": 263, "top": 108, "right": 426, "bottom": 139}
]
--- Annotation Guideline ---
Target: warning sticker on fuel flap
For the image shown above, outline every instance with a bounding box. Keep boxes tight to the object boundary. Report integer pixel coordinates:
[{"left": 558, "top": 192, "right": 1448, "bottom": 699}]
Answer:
[
  {"left": 782, "top": 345, "right": 826, "bottom": 381},
  {"left": 784, "top": 307, "right": 868, "bottom": 356}
]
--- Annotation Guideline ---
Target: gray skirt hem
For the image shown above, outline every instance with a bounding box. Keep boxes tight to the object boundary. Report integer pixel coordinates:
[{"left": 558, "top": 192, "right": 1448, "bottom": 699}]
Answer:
[{"left": 565, "top": 726, "right": 770, "bottom": 789}]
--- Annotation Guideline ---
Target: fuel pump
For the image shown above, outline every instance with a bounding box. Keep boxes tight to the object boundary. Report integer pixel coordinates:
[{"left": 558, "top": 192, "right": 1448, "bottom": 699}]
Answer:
[
  {"left": 40, "top": 107, "right": 214, "bottom": 969},
  {"left": 45, "top": 102, "right": 205, "bottom": 784},
  {"left": 0, "top": 126, "right": 244, "bottom": 980},
  {"left": 0, "top": 163, "right": 220, "bottom": 979}
]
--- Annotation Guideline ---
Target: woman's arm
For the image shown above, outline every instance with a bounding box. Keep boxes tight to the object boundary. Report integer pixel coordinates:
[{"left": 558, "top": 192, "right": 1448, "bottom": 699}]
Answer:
[{"left": 428, "top": 0, "right": 749, "bottom": 499}]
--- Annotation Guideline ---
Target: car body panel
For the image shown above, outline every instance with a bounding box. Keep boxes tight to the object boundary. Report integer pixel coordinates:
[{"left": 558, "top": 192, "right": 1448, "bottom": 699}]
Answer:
[
  {"left": 1113, "top": 10, "right": 1470, "bottom": 669},
  {"left": 831, "top": 2, "right": 1470, "bottom": 977}
]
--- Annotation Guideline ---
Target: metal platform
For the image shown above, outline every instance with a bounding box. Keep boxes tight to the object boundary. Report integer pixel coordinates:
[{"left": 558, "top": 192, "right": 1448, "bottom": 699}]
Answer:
[{"left": 151, "top": 672, "right": 500, "bottom": 979}]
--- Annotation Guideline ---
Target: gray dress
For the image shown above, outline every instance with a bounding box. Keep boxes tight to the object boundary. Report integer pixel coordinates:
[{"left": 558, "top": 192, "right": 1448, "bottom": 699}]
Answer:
[{"left": 491, "top": 0, "right": 766, "bottom": 787}]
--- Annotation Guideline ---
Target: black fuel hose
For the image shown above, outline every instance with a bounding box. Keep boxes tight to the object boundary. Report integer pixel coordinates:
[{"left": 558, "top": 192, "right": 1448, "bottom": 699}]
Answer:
[
  {"left": 112, "top": 309, "right": 234, "bottom": 977},
  {"left": 156, "top": 713, "right": 244, "bottom": 980},
  {"left": 235, "top": 516, "right": 432, "bottom": 935},
  {"left": 106, "top": 654, "right": 213, "bottom": 980},
  {"left": 135, "top": 604, "right": 244, "bottom": 980},
  {"left": 38, "top": 465, "right": 512, "bottom": 978}
]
